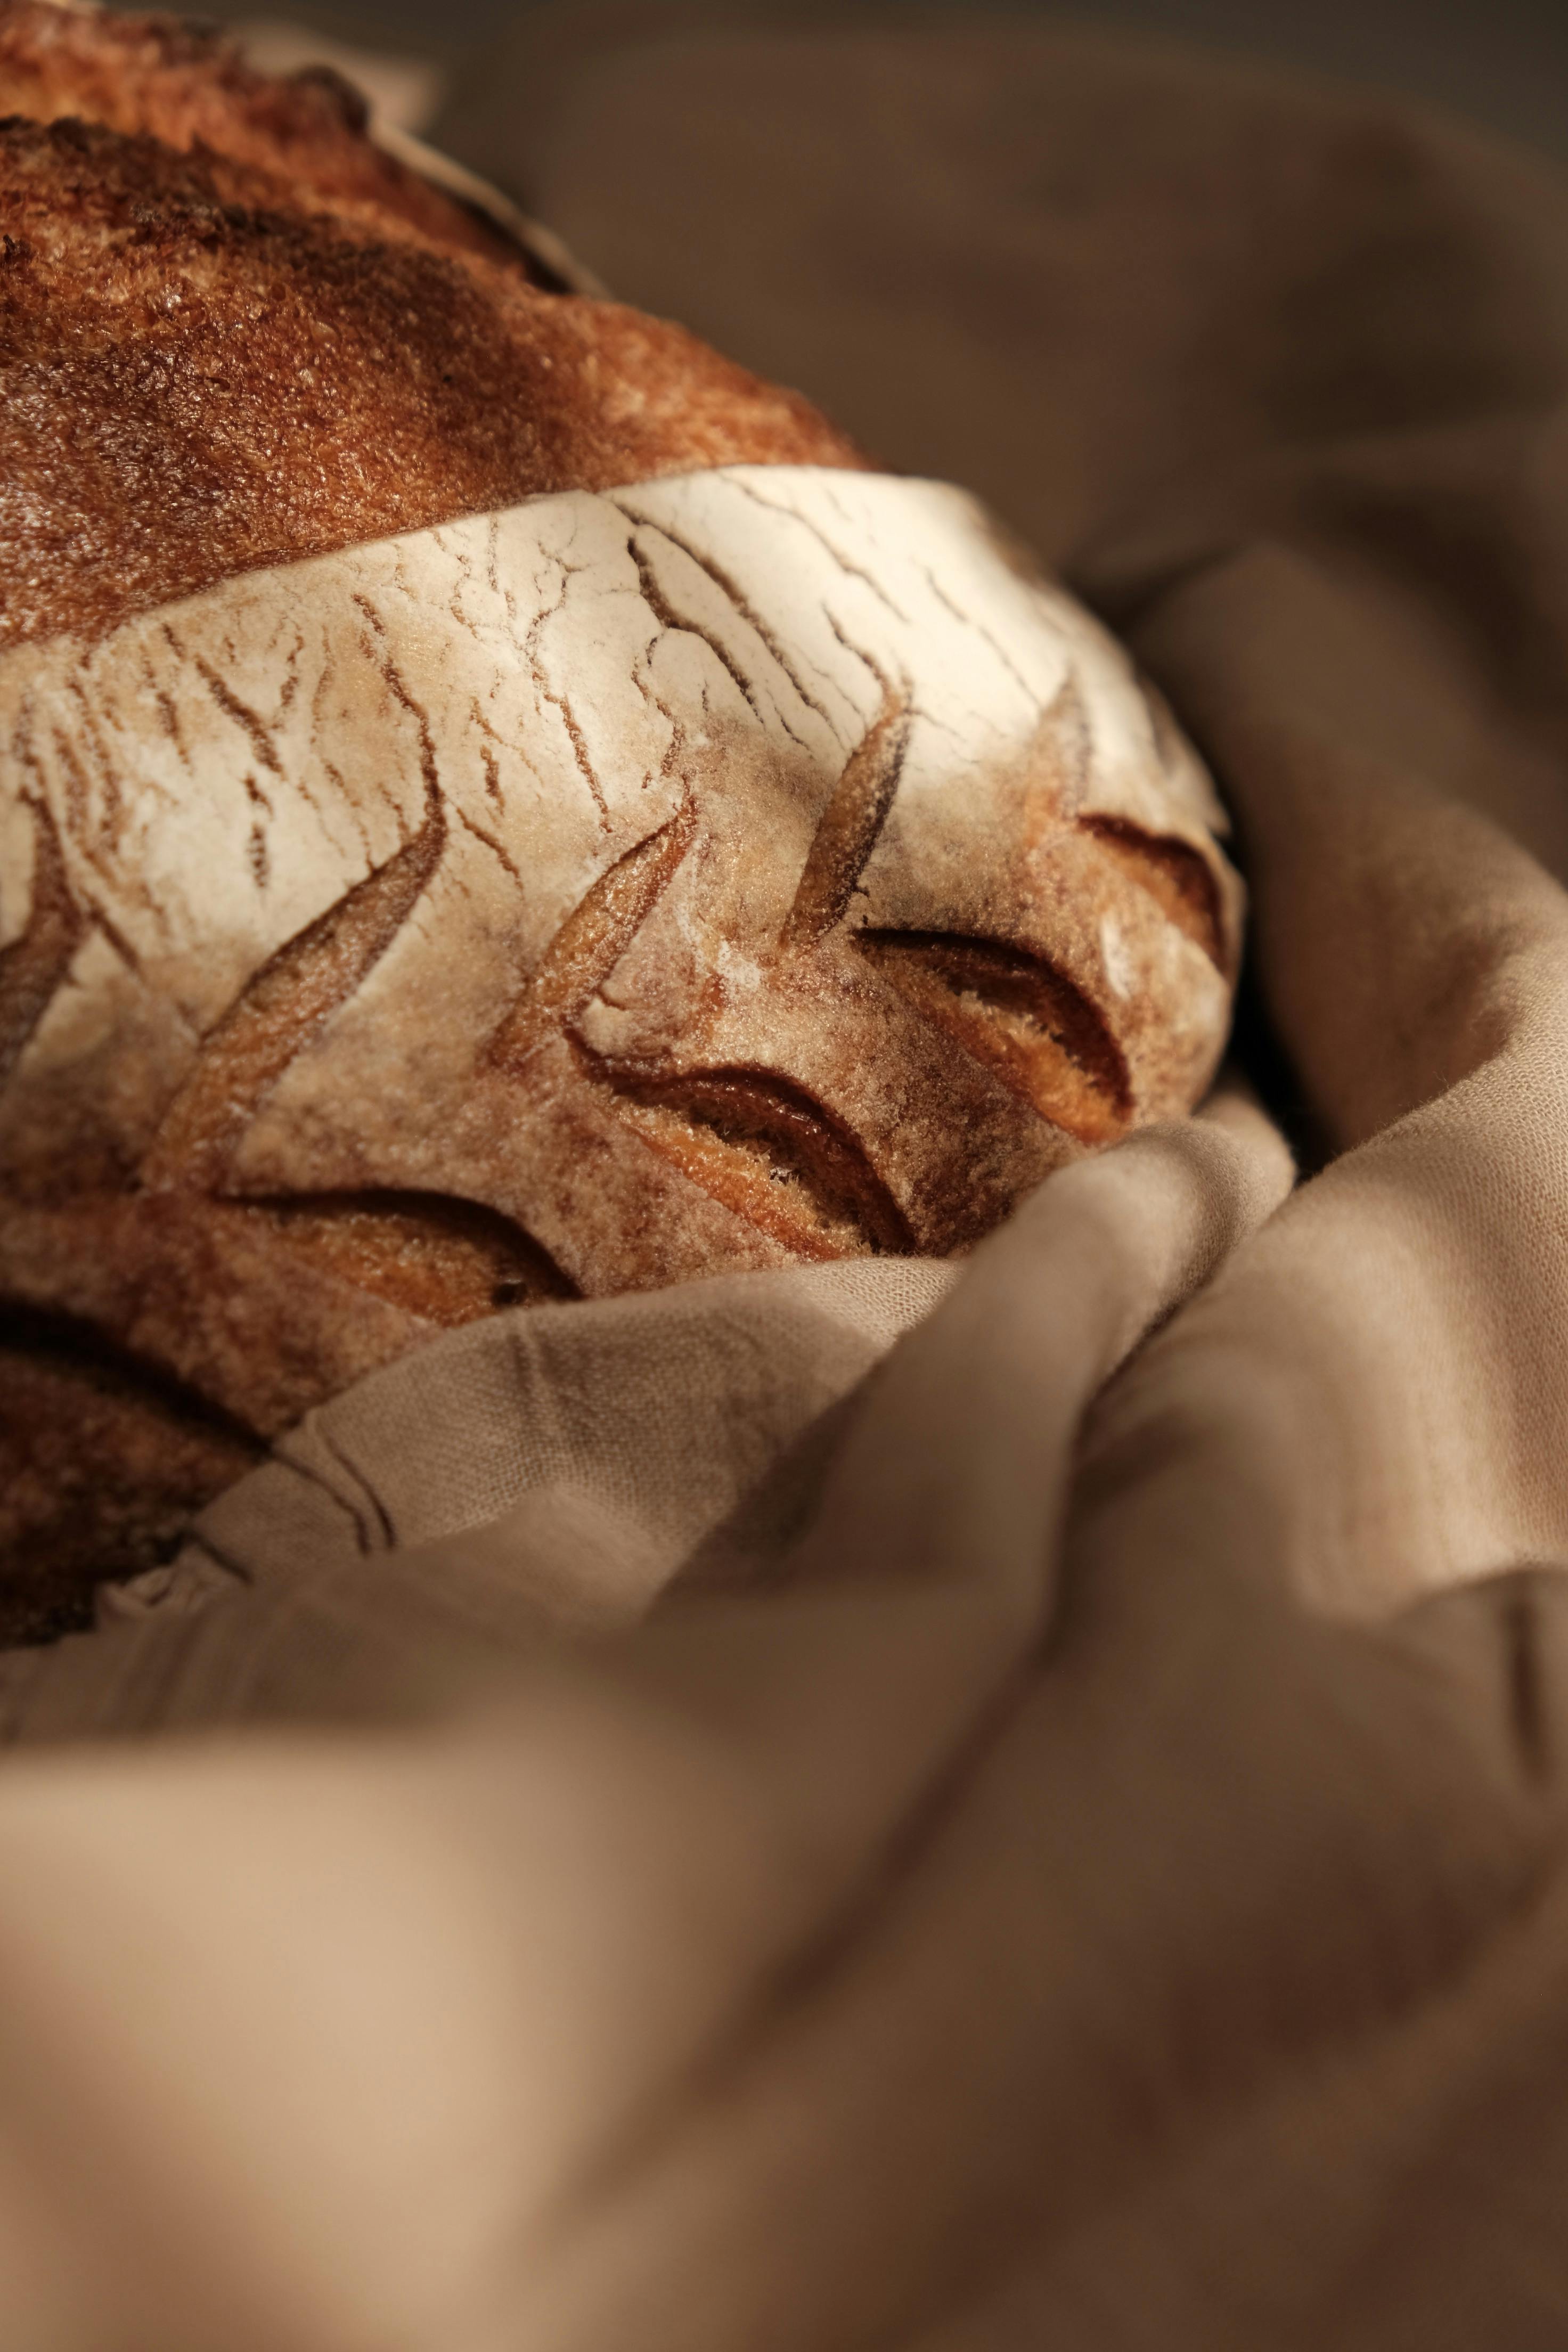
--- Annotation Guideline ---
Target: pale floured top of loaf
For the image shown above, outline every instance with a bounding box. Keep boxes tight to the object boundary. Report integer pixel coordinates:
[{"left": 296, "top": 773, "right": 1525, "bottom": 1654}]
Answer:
[{"left": 0, "top": 469, "right": 1241, "bottom": 1636}]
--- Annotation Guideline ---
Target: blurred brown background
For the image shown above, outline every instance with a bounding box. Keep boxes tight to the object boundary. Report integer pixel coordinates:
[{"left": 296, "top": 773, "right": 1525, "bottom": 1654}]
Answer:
[{"left": 119, "top": 0, "right": 1568, "bottom": 175}]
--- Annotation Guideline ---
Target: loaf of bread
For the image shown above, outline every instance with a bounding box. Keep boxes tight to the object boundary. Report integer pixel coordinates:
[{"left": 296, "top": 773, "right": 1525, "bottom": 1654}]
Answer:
[{"left": 0, "top": 5, "right": 1243, "bottom": 1640}]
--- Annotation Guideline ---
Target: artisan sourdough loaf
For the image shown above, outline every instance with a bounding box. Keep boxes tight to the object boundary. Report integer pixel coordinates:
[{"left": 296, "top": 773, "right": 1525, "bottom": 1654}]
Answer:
[{"left": 0, "top": 4, "right": 1243, "bottom": 1638}]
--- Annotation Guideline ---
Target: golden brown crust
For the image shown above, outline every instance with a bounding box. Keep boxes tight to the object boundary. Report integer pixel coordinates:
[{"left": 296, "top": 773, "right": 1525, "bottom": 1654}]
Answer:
[
  {"left": 0, "top": 116, "right": 865, "bottom": 651},
  {"left": 0, "top": 15, "right": 1234, "bottom": 1640},
  {"left": 0, "top": 0, "right": 522, "bottom": 265}
]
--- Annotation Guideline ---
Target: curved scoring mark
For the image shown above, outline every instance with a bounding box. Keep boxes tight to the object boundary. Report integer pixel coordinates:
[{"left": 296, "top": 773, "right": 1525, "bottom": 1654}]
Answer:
[
  {"left": 858, "top": 930, "right": 1132, "bottom": 1145},
  {"left": 487, "top": 804, "right": 695, "bottom": 1073},
  {"left": 142, "top": 781, "right": 446, "bottom": 1191},
  {"left": 235, "top": 1188, "right": 578, "bottom": 1322},
  {"left": 1080, "top": 815, "right": 1229, "bottom": 972},
  {"left": 0, "top": 800, "right": 86, "bottom": 1088},
  {"left": 592, "top": 1060, "right": 914, "bottom": 1260},
  {"left": 781, "top": 680, "right": 911, "bottom": 949}
]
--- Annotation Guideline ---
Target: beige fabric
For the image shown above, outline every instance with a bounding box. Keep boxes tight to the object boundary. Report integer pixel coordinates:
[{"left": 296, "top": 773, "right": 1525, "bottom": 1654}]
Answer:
[
  {"left": 0, "top": 1257, "right": 954, "bottom": 1734},
  {"left": 5, "top": 15, "right": 1568, "bottom": 2347}
]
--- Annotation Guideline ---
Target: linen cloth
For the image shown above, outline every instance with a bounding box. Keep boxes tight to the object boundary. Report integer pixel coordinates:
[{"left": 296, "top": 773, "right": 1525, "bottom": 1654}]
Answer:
[{"left": 3, "top": 15, "right": 1568, "bottom": 2347}]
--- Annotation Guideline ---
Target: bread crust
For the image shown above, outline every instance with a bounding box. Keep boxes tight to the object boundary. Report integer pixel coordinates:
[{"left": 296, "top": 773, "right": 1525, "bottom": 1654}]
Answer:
[
  {"left": 0, "top": 12, "right": 1238, "bottom": 1637},
  {"left": 0, "top": 0, "right": 529, "bottom": 263},
  {"left": 0, "top": 473, "right": 1240, "bottom": 1632},
  {"left": 0, "top": 116, "right": 864, "bottom": 650}
]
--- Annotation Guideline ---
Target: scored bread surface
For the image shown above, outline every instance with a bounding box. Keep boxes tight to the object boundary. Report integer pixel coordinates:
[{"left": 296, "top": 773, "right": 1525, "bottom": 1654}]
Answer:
[{"left": 0, "top": 6, "right": 1240, "bottom": 1640}]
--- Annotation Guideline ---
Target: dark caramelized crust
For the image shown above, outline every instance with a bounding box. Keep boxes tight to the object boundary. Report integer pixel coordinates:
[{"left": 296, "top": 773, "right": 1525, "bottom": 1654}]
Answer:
[
  {"left": 0, "top": 0, "right": 523, "bottom": 266},
  {"left": 0, "top": 117, "right": 865, "bottom": 650}
]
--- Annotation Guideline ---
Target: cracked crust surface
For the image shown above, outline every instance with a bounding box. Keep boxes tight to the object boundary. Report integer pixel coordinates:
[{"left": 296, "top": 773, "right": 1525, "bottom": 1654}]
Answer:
[
  {"left": 0, "top": 472, "right": 1241, "bottom": 1637},
  {"left": 0, "top": 12, "right": 1237, "bottom": 1637}
]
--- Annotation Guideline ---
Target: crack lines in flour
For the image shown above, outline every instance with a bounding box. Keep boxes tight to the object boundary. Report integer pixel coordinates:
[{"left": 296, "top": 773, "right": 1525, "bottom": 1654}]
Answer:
[
  {"left": 320, "top": 758, "right": 377, "bottom": 866},
  {"left": 729, "top": 475, "right": 914, "bottom": 630},
  {"left": 242, "top": 773, "right": 273, "bottom": 891},
  {"left": 39, "top": 712, "right": 148, "bottom": 918},
  {"left": 181, "top": 620, "right": 332, "bottom": 863},
  {"left": 917, "top": 558, "right": 1045, "bottom": 714},
  {"left": 349, "top": 598, "right": 442, "bottom": 816},
  {"left": 624, "top": 526, "right": 771, "bottom": 739},
  {"left": 276, "top": 631, "right": 306, "bottom": 716},
  {"left": 454, "top": 803, "right": 526, "bottom": 889},
  {"left": 609, "top": 493, "right": 834, "bottom": 742},
  {"left": 466, "top": 689, "right": 548, "bottom": 818},
  {"left": 523, "top": 549, "right": 610, "bottom": 827},
  {"left": 186, "top": 647, "right": 284, "bottom": 777},
  {"left": 149, "top": 685, "right": 191, "bottom": 774},
  {"left": 63, "top": 672, "right": 134, "bottom": 855},
  {"left": 620, "top": 519, "right": 814, "bottom": 765},
  {"left": 10, "top": 697, "right": 159, "bottom": 968}
]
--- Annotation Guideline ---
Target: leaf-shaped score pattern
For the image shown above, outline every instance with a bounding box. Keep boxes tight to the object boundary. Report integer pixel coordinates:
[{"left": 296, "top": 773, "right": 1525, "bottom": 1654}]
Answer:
[
  {"left": 487, "top": 804, "right": 696, "bottom": 1074},
  {"left": 141, "top": 779, "right": 446, "bottom": 1191},
  {"left": 855, "top": 930, "right": 1133, "bottom": 1147},
  {"left": 781, "top": 677, "right": 911, "bottom": 949},
  {"left": 586, "top": 1062, "right": 916, "bottom": 1260},
  {"left": 236, "top": 1190, "right": 577, "bottom": 1320},
  {"left": 1080, "top": 816, "right": 1231, "bottom": 973}
]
